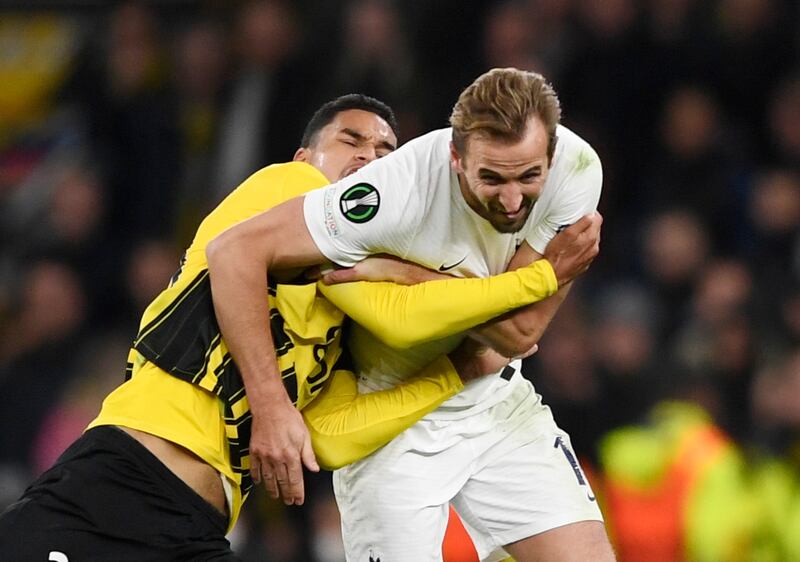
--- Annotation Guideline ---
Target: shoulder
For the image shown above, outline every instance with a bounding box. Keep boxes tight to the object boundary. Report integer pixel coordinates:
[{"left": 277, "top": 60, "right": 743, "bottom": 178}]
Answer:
[
  {"left": 243, "top": 161, "right": 329, "bottom": 199},
  {"left": 367, "top": 128, "right": 451, "bottom": 180},
  {"left": 331, "top": 128, "right": 453, "bottom": 214},
  {"left": 552, "top": 125, "right": 602, "bottom": 174}
]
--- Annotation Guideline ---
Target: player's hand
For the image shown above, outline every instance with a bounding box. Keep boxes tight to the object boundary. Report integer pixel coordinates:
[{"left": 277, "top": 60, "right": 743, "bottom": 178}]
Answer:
[
  {"left": 449, "top": 338, "right": 538, "bottom": 383},
  {"left": 321, "top": 254, "right": 446, "bottom": 285},
  {"left": 543, "top": 212, "right": 602, "bottom": 287},
  {"left": 249, "top": 398, "right": 319, "bottom": 505}
]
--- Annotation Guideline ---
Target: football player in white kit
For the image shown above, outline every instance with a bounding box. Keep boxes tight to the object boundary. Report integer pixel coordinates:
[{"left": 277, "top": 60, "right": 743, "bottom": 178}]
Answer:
[{"left": 206, "top": 68, "right": 615, "bottom": 561}]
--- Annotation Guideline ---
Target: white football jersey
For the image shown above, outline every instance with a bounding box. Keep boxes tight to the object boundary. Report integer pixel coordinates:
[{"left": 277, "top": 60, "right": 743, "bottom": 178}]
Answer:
[{"left": 304, "top": 125, "right": 602, "bottom": 416}]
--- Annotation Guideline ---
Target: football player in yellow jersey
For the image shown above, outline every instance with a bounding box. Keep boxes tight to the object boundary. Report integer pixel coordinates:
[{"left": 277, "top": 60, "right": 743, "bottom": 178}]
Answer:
[{"left": 0, "top": 94, "right": 598, "bottom": 561}]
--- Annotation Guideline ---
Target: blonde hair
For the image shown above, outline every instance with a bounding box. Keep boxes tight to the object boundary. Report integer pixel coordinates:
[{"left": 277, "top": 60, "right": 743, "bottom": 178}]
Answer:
[{"left": 450, "top": 68, "right": 561, "bottom": 162}]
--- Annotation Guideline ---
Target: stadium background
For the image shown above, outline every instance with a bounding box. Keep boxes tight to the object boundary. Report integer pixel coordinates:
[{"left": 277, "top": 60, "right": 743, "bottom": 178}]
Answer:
[{"left": 1, "top": 0, "right": 799, "bottom": 560}]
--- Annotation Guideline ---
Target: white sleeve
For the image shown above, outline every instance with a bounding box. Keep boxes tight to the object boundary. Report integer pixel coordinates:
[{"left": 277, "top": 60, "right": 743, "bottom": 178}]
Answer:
[
  {"left": 303, "top": 147, "right": 422, "bottom": 267},
  {"left": 526, "top": 145, "right": 603, "bottom": 255}
]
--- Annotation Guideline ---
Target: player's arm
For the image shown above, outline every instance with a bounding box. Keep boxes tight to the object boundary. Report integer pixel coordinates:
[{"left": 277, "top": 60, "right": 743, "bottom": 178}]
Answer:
[
  {"left": 302, "top": 340, "right": 520, "bottom": 469},
  {"left": 469, "top": 242, "right": 573, "bottom": 357},
  {"left": 316, "top": 258, "right": 558, "bottom": 349},
  {"left": 206, "top": 195, "right": 325, "bottom": 505},
  {"left": 317, "top": 213, "right": 599, "bottom": 350}
]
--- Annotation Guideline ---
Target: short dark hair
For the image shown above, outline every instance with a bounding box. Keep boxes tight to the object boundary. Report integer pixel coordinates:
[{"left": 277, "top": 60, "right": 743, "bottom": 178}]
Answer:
[{"left": 300, "top": 94, "right": 399, "bottom": 148}]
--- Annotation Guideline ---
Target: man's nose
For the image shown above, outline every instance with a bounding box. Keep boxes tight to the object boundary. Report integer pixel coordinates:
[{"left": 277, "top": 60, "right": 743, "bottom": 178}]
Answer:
[
  {"left": 356, "top": 144, "right": 378, "bottom": 162},
  {"left": 498, "top": 185, "right": 524, "bottom": 213}
]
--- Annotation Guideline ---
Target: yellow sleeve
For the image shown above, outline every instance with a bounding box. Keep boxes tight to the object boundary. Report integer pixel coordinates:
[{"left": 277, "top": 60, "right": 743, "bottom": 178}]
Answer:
[
  {"left": 302, "top": 355, "right": 463, "bottom": 470},
  {"left": 317, "top": 259, "right": 558, "bottom": 349}
]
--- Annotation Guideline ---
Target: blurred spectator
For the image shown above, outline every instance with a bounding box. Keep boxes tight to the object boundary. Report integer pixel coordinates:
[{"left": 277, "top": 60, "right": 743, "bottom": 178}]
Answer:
[
  {"left": 560, "top": 0, "right": 650, "bottom": 155},
  {"left": 748, "top": 168, "right": 800, "bottom": 279},
  {"left": 31, "top": 332, "right": 130, "bottom": 475},
  {"left": 599, "top": 400, "right": 750, "bottom": 562},
  {"left": 641, "top": 84, "right": 749, "bottom": 254},
  {"left": 644, "top": 0, "right": 711, "bottom": 89},
  {"left": 766, "top": 74, "right": 800, "bottom": 169},
  {"left": 65, "top": 1, "right": 181, "bottom": 252},
  {"left": 747, "top": 349, "right": 800, "bottom": 561},
  {"left": 673, "top": 259, "right": 757, "bottom": 439},
  {"left": 171, "top": 19, "right": 229, "bottom": 244},
  {"left": 591, "top": 281, "right": 661, "bottom": 431},
  {"left": 212, "top": 0, "right": 315, "bottom": 199},
  {"left": 328, "top": 0, "right": 419, "bottom": 138},
  {"left": 0, "top": 13, "right": 80, "bottom": 145},
  {"left": 0, "top": 260, "right": 87, "bottom": 473},
  {"left": 706, "top": 0, "right": 797, "bottom": 148},
  {"left": 640, "top": 209, "right": 710, "bottom": 340},
  {"left": 483, "top": 1, "right": 542, "bottom": 72},
  {"left": 479, "top": 0, "right": 575, "bottom": 85},
  {"left": 123, "top": 238, "right": 182, "bottom": 328},
  {"left": 1, "top": 159, "right": 119, "bottom": 325}
]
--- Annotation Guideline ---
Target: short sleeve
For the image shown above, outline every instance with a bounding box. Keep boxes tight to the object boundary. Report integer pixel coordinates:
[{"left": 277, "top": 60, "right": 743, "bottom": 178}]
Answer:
[
  {"left": 303, "top": 147, "right": 423, "bottom": 267},
  {"left": 526, "top": 144, "right": 603, "bottom": 255}
]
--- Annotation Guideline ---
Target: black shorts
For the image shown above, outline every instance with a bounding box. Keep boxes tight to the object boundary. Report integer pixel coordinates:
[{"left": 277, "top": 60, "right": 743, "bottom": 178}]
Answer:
[{"left": 0, "top": 426, "right": 240, "bottom": 561}]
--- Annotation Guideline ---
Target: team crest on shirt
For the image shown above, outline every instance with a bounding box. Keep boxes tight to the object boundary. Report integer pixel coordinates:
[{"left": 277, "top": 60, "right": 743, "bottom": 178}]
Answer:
[{"left": 340, "top": 183, "right": 380, "bottom": 223}]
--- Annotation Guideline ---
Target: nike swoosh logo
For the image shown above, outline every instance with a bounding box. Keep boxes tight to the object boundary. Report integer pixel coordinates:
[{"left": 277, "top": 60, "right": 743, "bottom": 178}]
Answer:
[{"left": 438, "top": 256, "right": 467, "bottom": 271}]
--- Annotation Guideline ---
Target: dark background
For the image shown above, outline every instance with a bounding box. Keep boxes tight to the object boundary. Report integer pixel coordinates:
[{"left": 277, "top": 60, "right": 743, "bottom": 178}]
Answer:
[{"left": 1, "top": 1, "right": 799, "bottom": 560}]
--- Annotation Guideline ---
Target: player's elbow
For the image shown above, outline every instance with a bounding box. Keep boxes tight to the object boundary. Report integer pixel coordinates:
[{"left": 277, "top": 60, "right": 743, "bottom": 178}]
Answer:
[
  {"left": 205, "top": 229, "right": 234, "bottom": 272},
  {"left": 308, "top": 432, "right": 351, "bottom": 470},
  {"left": 206, "top": 223, "right": 256, "bottom": 274}
]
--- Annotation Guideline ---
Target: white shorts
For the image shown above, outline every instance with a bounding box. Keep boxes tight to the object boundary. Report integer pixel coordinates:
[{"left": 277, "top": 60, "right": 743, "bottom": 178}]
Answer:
[{"left": 333, "top": 374, "right": 603, "bottom": 562}]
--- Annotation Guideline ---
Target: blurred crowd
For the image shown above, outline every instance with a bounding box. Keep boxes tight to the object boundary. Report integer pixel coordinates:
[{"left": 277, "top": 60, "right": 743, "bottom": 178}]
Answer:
[{"left": 1, "top": 0, "right": 799, "bottom": 560}]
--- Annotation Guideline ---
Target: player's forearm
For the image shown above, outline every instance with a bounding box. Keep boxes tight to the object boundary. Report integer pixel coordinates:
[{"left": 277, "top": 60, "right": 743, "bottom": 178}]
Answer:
[
  {"left": 469, "top": 285, "right": 570, "bottom": 357},
  {"left": 207, "top": 196, "right": 328, "bottom": 410},
  {"left": 206, "top": 228, "right": 290, "bottom": 410}
]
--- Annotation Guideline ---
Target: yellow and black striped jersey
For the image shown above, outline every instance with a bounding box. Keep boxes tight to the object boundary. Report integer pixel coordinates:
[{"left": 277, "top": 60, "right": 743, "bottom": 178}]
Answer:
[{"left": 93, "top": 162, "right": 337, "bottom": 529}]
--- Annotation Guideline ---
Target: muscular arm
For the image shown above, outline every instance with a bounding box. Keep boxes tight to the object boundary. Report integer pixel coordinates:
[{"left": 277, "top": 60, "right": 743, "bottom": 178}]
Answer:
[
  {"left": 317, "top": 258, "right": 558, "bottom": 349},
  {"left": 206, "top": 196, "right": 325, "bottom": 505},
  {"left": 472, "top": 211, "right": 602, "bottom": 356},
  {"left": 469, "top": 243, "right": 572, "bottom": 357}
]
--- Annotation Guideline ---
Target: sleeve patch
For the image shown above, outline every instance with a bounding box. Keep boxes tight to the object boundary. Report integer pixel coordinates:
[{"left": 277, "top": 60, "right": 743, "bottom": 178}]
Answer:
[{"left": 339, "top": 183, "right": 380, "bottom": 224}]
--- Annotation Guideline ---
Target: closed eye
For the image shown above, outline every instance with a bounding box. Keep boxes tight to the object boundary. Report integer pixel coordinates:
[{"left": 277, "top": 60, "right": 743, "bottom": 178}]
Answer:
[{"left": 479, "top": 173, "right": 504, "bottom": 185}]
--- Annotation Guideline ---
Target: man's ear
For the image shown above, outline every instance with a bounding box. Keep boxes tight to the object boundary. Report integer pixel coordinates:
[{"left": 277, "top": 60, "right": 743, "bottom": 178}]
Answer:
[
  {"left": 293, "top": 147, "right": 309, "bottom": 162},
  {"left": 449, "top": 141, "right": 464, "bottom": 173}
]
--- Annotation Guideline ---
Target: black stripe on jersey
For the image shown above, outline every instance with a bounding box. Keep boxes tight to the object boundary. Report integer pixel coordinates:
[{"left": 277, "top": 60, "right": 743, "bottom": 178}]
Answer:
[
  {"left": 137, "top": 269, "right": 210, "bottom": 343},
  {"left": 270, "top": 309, "right": 293, "bottom": 357},
  {"left": 308, "top": 379, "right": 327, "bottom": 396},
  {"left": 228, "top": 383, "right": 246, "bottom": 403},
  {"left": 134, "top": 273, "right": 219, "bottom": 377},
  {"left": 282, "top": 366, "right": 298, "bottom": 405}
]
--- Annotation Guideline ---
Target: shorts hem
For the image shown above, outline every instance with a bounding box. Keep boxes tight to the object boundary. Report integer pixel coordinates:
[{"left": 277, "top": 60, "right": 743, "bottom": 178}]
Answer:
[{"left": 487, "top": 514, "right": 605, "bottom": 556}]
